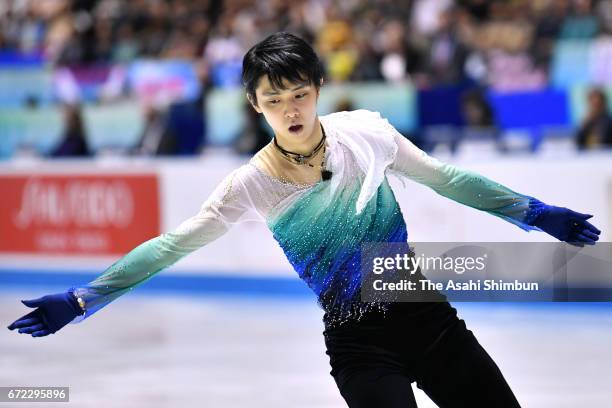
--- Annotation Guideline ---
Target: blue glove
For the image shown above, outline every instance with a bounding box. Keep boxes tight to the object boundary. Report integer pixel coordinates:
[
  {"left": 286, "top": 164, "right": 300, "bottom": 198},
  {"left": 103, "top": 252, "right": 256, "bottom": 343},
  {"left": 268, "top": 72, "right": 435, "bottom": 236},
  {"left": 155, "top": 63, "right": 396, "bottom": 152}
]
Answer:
[
  {"left": 533, "top": 205, "right": 601, "bottom": 247},
  {"left": 7, "top": 291, "right": 84, "bottom": 337}
]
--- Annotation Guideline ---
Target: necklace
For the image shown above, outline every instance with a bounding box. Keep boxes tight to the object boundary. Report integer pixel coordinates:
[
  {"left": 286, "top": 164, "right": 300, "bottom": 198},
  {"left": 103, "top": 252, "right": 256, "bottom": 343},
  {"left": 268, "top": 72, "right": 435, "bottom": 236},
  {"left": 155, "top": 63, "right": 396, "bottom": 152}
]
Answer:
[
  {"left": 273, "top": 124, "right": 325, "bottom": 164},
  {"left": 273, "top": 123, "right": 332, "bottom": 181}
]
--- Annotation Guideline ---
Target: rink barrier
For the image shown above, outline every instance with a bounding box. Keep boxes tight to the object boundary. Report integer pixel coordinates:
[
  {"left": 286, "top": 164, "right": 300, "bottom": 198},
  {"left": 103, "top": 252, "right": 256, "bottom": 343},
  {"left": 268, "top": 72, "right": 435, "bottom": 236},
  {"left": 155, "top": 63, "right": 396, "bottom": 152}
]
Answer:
[
  {"left": 2, "top": 269, "right": 612, "bottom": 307},
  {"left": 0, "top": 268, "right": 312, "bottom": 298}
]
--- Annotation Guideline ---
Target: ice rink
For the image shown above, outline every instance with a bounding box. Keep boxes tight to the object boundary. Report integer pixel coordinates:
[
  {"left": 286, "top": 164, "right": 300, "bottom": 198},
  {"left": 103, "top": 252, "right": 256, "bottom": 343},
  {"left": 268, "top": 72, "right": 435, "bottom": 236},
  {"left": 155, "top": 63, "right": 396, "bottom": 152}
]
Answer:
[{"left": 2, "top": 289, "right": 612, "bottom": 408}]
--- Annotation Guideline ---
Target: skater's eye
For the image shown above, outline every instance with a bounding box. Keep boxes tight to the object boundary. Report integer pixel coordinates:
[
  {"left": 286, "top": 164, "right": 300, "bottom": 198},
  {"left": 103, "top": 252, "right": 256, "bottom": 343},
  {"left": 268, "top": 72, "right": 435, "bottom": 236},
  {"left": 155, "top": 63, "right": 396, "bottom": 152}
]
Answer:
[
  {"left": 268, "top": 99, "right": 280, "bottom": 105},
  {"left": 295, "top": 93, "right": 308, "bottom": 99}
]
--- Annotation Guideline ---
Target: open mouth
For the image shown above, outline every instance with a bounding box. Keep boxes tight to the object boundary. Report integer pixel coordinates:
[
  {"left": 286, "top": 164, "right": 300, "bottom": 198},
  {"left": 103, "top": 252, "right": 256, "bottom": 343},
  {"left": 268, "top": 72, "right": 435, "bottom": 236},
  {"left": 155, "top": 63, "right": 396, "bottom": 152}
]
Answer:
[{"left": 288, "top": 125, "right": 303, "bottom": 133}]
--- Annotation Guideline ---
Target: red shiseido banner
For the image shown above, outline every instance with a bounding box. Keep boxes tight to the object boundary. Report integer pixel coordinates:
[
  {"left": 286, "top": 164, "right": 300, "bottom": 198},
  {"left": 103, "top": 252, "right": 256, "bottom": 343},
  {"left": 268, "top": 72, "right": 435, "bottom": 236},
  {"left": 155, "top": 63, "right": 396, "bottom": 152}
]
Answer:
[{"left": 0, "top": 174, "right": 160, "bottom": 255}]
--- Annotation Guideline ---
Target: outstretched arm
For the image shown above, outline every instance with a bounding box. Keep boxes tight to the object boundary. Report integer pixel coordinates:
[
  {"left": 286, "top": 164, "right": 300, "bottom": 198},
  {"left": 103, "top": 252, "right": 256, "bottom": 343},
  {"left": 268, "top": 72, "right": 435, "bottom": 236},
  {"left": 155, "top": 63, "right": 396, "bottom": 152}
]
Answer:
[
  {"left": 388, "top": 131, "right": 601, "bottom": 245},
  {"left": 8, "top": 167, "right": 252, "bottom": 337}
]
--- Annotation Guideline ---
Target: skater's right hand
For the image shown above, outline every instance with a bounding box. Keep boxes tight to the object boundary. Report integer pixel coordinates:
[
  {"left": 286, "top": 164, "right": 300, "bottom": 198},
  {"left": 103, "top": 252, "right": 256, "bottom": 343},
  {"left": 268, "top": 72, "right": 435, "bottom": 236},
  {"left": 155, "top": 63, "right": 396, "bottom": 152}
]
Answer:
[{"left": 7, "top": 291, "right": 84, "bottom": 337}]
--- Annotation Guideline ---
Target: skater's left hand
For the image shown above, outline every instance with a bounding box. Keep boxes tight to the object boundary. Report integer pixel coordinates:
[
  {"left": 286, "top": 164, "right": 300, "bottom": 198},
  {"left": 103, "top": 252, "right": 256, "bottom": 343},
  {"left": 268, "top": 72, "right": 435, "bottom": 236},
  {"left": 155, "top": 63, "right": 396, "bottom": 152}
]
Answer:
[
  {"left": 533, "top": 205, "right": 601, "bottom": 247},
  {"left": 7, "top": 291, "right": 84, "bottom": 337}
]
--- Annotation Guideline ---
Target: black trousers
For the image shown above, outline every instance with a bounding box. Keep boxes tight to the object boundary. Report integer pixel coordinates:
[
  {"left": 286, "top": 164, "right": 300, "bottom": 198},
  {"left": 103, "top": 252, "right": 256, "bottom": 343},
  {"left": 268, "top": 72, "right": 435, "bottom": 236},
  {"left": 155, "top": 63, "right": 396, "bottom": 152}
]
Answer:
[{"left": 323, "top": 302, "right": 521, "bottom": 408}]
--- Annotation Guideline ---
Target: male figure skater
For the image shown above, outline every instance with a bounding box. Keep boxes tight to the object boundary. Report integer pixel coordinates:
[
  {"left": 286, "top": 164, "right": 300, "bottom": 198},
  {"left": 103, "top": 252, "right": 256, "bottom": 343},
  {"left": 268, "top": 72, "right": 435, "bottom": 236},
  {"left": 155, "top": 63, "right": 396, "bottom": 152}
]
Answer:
[{"left": 9, "top": 32, "right": 601, "bottom": 407}]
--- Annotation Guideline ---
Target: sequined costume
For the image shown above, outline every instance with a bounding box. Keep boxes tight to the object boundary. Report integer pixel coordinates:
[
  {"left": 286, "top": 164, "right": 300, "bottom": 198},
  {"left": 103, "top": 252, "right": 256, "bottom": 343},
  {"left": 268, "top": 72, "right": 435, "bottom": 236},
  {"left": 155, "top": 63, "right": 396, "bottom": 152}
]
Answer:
[{"left": 72, "top": 110, "right": 546, "bottom": 326}]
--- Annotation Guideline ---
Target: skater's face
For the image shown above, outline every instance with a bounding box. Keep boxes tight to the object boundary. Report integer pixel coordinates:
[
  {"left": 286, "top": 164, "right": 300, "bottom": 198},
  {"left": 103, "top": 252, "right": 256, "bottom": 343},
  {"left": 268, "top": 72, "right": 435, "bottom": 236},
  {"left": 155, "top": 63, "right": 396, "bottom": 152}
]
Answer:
[{"left": 249, "top": 75, "right": 321, "bottom": 145}]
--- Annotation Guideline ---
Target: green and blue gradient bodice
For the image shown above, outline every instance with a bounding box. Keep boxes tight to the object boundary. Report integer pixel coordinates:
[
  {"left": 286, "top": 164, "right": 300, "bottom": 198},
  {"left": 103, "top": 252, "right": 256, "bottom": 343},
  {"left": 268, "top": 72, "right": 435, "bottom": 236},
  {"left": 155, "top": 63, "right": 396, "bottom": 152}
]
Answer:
[{"left": 268, "top": 176, "right": 407, "bottom": 323}]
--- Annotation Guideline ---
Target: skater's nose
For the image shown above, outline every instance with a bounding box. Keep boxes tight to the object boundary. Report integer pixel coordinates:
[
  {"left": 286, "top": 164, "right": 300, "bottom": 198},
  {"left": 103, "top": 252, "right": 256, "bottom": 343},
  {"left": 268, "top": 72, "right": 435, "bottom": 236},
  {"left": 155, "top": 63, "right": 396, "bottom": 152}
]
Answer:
[{"left": 284, "top": 102, "right": 300, "bottom": 119}]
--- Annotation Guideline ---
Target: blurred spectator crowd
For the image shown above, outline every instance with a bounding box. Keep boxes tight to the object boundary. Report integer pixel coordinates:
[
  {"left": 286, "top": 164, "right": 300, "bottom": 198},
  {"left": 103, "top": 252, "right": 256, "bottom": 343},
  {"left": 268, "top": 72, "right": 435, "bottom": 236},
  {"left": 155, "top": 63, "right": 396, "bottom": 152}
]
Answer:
[
  {"left": 1, "top": 0, "right": 612, "bottom": 89},
  {"left": 2, "top": 0, "right": 612, "bottom": 158}
]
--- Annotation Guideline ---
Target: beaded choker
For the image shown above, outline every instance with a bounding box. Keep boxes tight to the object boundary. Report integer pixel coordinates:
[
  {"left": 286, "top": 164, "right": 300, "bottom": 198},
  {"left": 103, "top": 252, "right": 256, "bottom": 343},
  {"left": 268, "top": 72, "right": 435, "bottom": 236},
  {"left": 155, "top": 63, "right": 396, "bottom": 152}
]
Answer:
[{"left": 272, "top": 123, "right": 332, "bottom": 181}]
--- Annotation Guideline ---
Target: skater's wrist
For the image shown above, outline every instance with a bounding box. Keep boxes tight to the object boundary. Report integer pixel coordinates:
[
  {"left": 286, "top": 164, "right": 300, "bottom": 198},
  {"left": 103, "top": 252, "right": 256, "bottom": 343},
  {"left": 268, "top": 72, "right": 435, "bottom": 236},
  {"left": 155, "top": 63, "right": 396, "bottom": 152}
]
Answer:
[
  {"left": 68, "top": 289, "right": 86, "bottom": 315},
  {"left": 525, "top": 199, "right": 550, "bottom": 227}
]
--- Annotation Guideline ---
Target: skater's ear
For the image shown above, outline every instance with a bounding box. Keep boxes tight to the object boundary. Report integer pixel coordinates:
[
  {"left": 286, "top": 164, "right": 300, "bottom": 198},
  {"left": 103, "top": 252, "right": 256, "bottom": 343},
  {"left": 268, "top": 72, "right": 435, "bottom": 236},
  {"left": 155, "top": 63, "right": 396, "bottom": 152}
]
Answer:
[
  {"left": 247, "top": 93, "right": 262, "bottom": 113},
  {"left": 315, "top": 78, "right": 324, "bottom": 100}
]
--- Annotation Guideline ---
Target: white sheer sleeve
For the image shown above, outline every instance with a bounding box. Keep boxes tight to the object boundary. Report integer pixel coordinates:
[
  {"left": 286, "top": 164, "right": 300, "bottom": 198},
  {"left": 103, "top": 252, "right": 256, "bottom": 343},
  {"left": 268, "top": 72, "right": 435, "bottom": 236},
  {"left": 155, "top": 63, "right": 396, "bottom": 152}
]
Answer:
[
  {"left": 386, "top": 123, "right": 546, "bottom": 231},
  {"left": 71, "top": 165, "right": 257, "bottom": 321}
]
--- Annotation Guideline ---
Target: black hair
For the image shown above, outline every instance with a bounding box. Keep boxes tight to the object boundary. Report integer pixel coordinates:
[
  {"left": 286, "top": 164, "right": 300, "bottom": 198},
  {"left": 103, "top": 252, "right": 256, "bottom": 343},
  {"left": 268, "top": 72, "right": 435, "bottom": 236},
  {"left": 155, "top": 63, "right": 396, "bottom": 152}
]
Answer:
[{"left": 241, "top": 32, "right": 324, "bottom": 106}]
